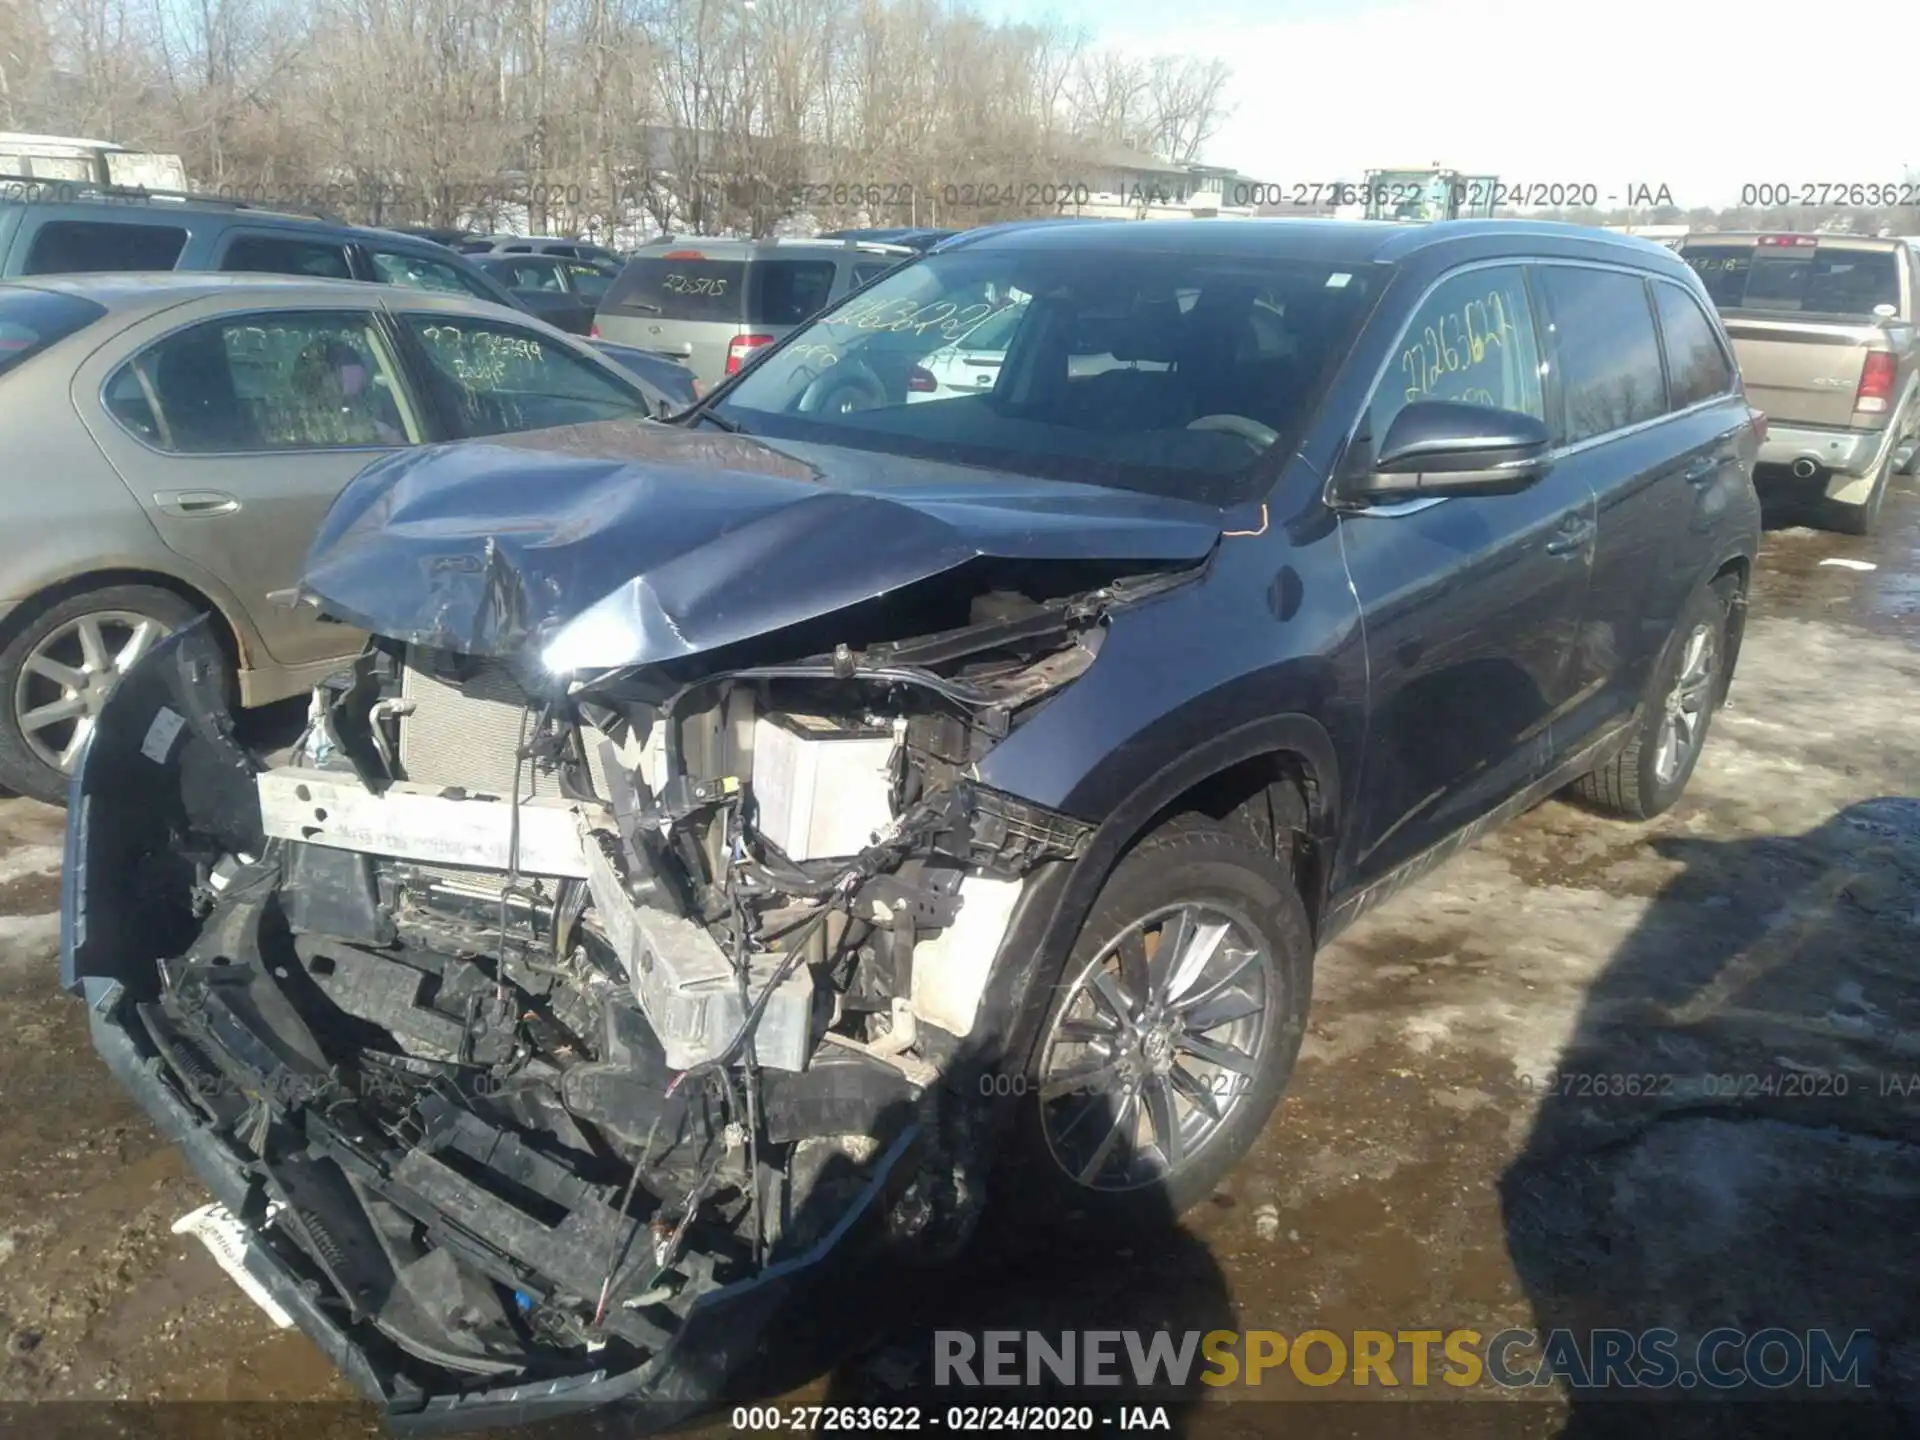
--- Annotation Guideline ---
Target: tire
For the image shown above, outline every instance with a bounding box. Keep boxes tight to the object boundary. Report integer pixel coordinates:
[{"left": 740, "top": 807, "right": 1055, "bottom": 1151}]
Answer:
[
  {"left": 1572, "top": 579, "right": 1733, "bottom": 821},
  {"left": 0, "top": 584, "right": 213, "bottom": 806},
  {"left": 1008, "top": 817, "right": 1313, "bottom": 1228},
  {"left": 1825, "top": 447, "right": 1893, "bottom": 536}
]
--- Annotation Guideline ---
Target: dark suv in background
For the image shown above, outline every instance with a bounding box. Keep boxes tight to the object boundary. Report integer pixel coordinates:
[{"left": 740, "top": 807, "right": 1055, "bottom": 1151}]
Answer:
[
  {"left": 0, "top": 187, "right": 526, "bottom": 309},
  {"left": 66, "top": 218, "right": 1761, "bottom": 1431},
  {"left": 0, "top": 187, "right": 702, "bottom": 397}
]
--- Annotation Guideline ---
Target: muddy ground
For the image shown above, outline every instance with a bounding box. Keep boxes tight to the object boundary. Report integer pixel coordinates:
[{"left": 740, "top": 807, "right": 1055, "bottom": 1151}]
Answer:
[{"left": 1, "top": 481, "right": 1917, "bottom": 1439}]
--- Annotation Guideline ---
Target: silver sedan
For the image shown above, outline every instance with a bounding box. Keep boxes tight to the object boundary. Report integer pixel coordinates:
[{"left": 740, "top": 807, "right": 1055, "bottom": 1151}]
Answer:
[{"left": 0, "top": 272, "right": 686, "bottom": 804}]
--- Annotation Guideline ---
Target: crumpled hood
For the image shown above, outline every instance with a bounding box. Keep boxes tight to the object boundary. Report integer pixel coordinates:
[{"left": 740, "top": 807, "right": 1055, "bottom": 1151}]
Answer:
[{"left": 300, "top": 417, "right": 1228, "bottom": 670}]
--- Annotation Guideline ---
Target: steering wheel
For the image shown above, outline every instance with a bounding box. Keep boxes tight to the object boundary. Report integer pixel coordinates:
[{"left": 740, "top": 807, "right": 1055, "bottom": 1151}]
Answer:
[
  {"left": 1186, "top": 413, "right": 1279, "bottom": 451},
  {"left": 797, "top": 360, "right": 887, "bottom": 416}
]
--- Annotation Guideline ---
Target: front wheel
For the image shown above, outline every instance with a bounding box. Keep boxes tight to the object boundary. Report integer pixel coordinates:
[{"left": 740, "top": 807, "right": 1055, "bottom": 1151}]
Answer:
[
  {"left": 1010, "top": 819, "right": 1313, "bottom": 1227},
  {"left": 1572, "top": 579, "right": 1733, "bottom": 821},
  {"left": 0, "top": 584, "right": 215, "bottom": 806}
]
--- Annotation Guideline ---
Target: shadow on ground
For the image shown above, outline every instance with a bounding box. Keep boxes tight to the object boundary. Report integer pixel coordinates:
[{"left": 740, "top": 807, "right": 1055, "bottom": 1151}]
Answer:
[
  {"left": 1501, "top": 796, "right": 1920, "bottom": 1438},
  {"left": 805, "top": 1152, "right": 1237, "bottom": 1436}
]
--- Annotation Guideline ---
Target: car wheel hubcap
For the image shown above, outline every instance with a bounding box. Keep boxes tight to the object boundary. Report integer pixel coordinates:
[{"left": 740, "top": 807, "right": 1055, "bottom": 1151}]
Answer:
[
  {"left": 1037, "top": 902, "right": 1273, "bottom": 1192},
  {"left": 1655, "top": 623, "right": 1716, "bottom": 786},
  {"left": 13, "top": 610, "right": 170, "bottom": 775}
]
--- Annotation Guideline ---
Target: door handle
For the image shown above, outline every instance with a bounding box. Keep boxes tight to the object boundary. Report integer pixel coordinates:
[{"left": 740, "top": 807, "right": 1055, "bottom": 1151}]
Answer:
[
  {"left": 1544, "top": 517, "right": 1594, "bottom": 556},
  {"left": 1684, "top": 455, "right": 1726, "bottom": 484},
  {"left": 154, "top": 490, "right": 241, "bottom": 517}
]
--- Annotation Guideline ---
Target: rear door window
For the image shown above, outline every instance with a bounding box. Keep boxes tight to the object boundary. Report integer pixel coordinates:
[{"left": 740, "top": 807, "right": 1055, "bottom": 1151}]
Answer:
[
  {"left": 23, "top": 220, "right": 188, "bottom": 274},
  {"left": 222, "top": 234, "right": 354, "bottom": 280},
  {"left": 109, "top": 312, "right": 419, "bottom": 452},
  {"left": 1653, "top": 282, "right": 1736, "bottom": 411},
  {"left": 1536, "top": 266, "right": 1666, "bottom": 444},
  {"left": 365, "top": 248, "right": 496, "bottom": 301},
  {"left": 0, "top": 288, "right": 108, "bottom": 377}
]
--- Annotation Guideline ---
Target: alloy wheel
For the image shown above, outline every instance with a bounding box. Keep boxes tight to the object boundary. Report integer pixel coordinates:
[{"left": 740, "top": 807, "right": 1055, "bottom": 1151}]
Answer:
[
  {"left": 1036, "top": 902, "right": 1274, "bottom": 1192},
  {"left": 12, "top": 609, "right": 171, "bottom": 774},
  {"left": 1654, "top": 622, "right": 1716, "bottom": 785}
]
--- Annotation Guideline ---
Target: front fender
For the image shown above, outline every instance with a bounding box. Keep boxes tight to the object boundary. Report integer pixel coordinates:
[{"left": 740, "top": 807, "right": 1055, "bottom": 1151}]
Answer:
[{"left": 957, "top": 705, "right": 1342, "bottom": 1103}]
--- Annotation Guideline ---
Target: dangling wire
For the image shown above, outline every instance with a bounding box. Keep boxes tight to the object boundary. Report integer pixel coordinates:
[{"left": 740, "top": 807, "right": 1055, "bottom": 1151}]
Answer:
[{"left": 496, "top": 703, "right": 535, "bottom": 1006}]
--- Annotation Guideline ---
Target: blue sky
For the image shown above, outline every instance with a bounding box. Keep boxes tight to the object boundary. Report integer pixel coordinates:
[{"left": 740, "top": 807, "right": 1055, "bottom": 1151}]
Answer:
[{"left": 979, "top": 0, "right": 1920, "bottom": 209}]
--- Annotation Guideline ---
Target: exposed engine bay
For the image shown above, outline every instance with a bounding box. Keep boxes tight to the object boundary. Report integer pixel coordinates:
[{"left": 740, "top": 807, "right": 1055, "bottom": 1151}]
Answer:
[{"left": 69, "top": 557, "right": 1201, "bottom": 1419}]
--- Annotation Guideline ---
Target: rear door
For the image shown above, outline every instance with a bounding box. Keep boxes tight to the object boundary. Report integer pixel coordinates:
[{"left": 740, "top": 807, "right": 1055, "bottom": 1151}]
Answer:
[
  {"left": 1533, "top": 263, "right": 1734, "bottom": 741},
  {"left": 72, "top": 301, "right": 428, "bottom": 668},
  {"left": 1680, "top": 237, "right": 1909, "bottom": 428}
]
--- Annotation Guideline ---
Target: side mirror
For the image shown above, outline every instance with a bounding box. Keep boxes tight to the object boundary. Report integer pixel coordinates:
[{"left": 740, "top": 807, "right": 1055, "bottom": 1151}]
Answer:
[{"left": 1350, "top": 399, "right": 1553, "bottom": 501}]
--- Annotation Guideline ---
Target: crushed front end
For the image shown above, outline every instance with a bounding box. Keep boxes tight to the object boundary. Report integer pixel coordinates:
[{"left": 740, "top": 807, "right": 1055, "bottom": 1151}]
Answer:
[{"left": 59, "top": 559, "right": 1178, "bottom": 1428}]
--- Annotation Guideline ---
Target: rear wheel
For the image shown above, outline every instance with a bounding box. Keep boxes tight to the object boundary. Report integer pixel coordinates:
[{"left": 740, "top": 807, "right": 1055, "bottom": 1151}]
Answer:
[
  {"left": 1011, "top": 819, "right": 1312, "bottom": 1227},
  {"left": 0, "top": 584, "right": 213, "bottom": 805},
  {"left": 1572, "top": 580, "right": 1732, "bottom": 821}
]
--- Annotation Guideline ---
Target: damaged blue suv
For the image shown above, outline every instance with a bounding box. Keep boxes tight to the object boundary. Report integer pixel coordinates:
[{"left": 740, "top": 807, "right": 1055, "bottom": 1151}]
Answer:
[{"left": 62, "top": 218, "right": 1760, "bottom": 1429}]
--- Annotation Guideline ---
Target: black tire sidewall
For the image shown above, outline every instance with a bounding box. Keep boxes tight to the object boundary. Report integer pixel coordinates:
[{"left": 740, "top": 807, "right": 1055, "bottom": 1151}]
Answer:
[
  {"left": 1629, "top": 583, "right": 1732, "bottom": 816},
  {"left": 0, "top": 585, "right": 211, "bottom": 805},
  {"left": 1008, "top": 823, "right": 1313, "bottom": 1228}
]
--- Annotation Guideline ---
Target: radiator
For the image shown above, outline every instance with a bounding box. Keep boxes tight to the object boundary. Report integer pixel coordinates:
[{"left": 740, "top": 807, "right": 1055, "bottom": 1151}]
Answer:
[
  {"left": 397, "top": 646, "right": 614, "bottom": 800},
  {"left": 396, "top": 646, "right": 616, "bottom": 893}
]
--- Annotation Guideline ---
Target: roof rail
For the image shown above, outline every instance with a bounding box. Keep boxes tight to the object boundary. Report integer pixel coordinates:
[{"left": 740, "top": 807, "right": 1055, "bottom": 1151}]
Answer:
[
  {"left": 0, "top": 175, "right": 341, "bottom": 222},
  {"left": 768, "top": 235, "right": 914, "bottom": 253},
  {"left": 0, "top": 171, "right": 80, "bottom": 194}
]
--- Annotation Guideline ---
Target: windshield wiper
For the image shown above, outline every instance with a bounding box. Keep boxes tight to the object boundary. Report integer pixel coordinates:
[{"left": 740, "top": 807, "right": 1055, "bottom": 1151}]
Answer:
[{"left": 692, "top": 407, "right": 744, "bottom": 434}]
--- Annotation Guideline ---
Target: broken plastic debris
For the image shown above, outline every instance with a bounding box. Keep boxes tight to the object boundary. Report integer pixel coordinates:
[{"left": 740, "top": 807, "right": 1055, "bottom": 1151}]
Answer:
[
  {"left": 172, "top": 1203, "right": 295, "bottom": 1329},
  {"left": 1252, "top": 1203, "right": 1281, "bottom": 1240}
]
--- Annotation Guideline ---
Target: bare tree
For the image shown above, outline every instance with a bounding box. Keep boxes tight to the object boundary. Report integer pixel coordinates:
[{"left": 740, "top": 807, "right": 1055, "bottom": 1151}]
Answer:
[
  {"left": 8, "top": 0, "right": 1243, "bottom": 238},
  {"left": 1144, "top": 54, "right": 1230, "bottom": 164}
]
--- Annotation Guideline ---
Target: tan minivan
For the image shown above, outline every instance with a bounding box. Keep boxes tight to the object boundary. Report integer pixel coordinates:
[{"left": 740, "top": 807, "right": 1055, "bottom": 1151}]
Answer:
[
  {"left": 592, "top": 238, "right": 914, "bottom": 388},
  {"left": 1677, "top": 232, "right": 1920, "bottom": 534}
]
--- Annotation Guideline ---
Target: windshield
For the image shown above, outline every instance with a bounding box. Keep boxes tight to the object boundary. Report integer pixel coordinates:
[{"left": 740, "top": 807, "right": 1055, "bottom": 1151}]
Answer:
[
  {"left": 0, "top": 287, "right": 108, "bottom": 377},
  {"left": 713, "top": 246, "right": 1380, "bottom": 503},
  {"left": 1681, "top": 242, "right": 1901, "bottom": 316}
]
